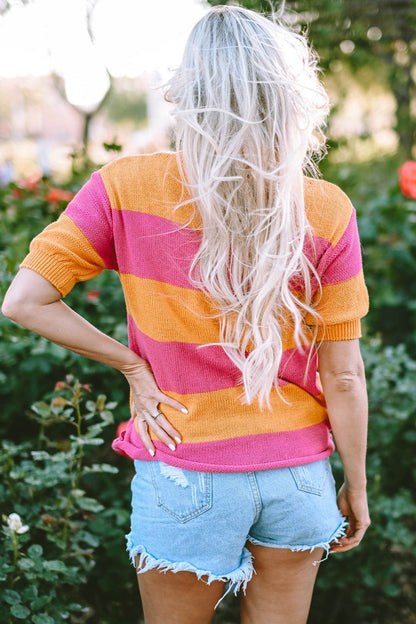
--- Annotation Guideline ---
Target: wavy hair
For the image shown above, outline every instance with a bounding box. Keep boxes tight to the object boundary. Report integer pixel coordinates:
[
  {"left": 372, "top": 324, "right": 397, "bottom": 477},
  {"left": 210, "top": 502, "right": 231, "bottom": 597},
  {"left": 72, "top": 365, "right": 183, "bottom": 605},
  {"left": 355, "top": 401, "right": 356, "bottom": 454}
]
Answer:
[{"left": 165, "top": 5, "right": 329, "bottom": 407}]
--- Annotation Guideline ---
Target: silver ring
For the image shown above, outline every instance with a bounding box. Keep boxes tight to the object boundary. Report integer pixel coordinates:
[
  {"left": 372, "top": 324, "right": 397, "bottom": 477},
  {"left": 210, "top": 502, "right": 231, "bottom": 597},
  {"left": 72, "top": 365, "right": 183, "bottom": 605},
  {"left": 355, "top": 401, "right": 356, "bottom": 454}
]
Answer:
[{"left": 151, "top": 409, "right": 162, "bottom": 420}]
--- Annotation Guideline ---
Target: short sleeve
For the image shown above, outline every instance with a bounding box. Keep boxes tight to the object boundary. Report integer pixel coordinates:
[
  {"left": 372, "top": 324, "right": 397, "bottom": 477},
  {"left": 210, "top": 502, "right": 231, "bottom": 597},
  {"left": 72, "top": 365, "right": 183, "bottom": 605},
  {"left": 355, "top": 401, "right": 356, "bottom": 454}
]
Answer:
[
  {"left": 305, "top": 207, "right": 369, "bottom": 341},
  {"left": 20, "top": 171, "right": 117, "bottom": 297}
]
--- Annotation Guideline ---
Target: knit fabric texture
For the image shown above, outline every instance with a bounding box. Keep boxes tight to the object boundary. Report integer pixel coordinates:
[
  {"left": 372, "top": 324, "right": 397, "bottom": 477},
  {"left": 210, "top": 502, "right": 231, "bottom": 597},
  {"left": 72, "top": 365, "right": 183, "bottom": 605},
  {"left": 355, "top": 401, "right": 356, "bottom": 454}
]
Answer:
[{"left": 21, "top": 152, "right": 369, "bottom": 472}]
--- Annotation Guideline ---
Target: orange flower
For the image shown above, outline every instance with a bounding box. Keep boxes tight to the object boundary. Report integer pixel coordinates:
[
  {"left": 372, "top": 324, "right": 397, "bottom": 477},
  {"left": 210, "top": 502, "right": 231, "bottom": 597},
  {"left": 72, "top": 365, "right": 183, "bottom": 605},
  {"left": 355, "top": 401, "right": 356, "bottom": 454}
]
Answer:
[
  {"left": 46, "top": 188, "right": 75, "bottom": 203},
  {"left": 51, "top": 397, "right": 69, "bottom": 408},
  {"left": 399, "top": 161, "right": 416, "bottom": 199}
]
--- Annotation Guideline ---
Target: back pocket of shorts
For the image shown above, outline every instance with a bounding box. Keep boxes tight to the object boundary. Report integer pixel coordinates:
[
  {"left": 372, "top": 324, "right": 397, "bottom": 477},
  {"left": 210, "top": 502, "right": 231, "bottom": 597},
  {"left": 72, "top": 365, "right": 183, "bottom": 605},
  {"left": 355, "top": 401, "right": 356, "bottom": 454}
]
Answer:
[
  {"left": 149, "top": 462, "right": 212, "bottom": 523},
  {"left": 289, "top": 459, "right": 331, "bottom": 496}
]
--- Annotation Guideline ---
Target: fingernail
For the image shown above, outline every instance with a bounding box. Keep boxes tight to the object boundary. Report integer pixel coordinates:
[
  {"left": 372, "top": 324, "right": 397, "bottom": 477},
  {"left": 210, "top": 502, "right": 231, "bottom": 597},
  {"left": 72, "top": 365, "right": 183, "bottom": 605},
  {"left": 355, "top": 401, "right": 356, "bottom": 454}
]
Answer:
[
  {"left": 181, "top": 408, "right": 188, "bottom": 414},
  {"left": 168, "top": 444, "right": 176, "bottom": 451},
  {"left": 174, "top": 436, "right": 181, "bottom": 444},
  {"left": 148, "top": 448, "right": 155, "bottom": 457}
]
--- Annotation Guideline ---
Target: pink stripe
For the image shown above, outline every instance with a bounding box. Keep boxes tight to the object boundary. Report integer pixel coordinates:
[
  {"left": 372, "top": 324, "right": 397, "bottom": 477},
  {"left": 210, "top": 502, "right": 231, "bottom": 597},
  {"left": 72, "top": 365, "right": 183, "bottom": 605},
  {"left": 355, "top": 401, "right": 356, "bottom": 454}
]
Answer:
[
  {"left": 128, "top": 316, "right": 242, "bottom": 393},
  {"left": 112, "top": 421, "right": 334, "bottom": 472},
  {"left": 65, "top": 172, "right": 117, "bottom": 269},
  {"left": 316, "top": 212, "right": 363, "bottom": 286},
  {"left": 111, "top": 213, "right": 360, "bottom": 290},
  {"left": 127, "top": 315, "right": 322, "bottom": 395},
  {"left": 66, "top": 176, "right": 361, "bottom": 293},
  {"left": 279, "top": 347, "right": 320, "bottom": 396},
  {"left": 112, "top": 210, "right": 201, "bottom": 289}
]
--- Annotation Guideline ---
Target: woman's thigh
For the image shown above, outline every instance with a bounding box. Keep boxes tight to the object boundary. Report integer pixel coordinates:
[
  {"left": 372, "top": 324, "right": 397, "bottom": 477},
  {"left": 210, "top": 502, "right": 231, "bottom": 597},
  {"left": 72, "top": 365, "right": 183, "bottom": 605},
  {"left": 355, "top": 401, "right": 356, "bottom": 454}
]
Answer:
[
  {"left": 136, "top": 565, "right": 225, "bottom": 624},
  {"left": 241, "top": 544, "right": 324, "bottom": 624}
]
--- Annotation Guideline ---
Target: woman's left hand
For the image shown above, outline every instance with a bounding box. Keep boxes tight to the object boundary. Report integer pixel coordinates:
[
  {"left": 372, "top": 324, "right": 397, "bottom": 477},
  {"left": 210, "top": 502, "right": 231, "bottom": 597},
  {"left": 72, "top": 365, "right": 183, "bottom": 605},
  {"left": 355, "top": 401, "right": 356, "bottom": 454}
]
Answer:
[
  {"left": 120, "top": 360, "right": 187, "bottom": 457},
  {"left": 330, "top": 483, "right": 370, "bottom": 553}
]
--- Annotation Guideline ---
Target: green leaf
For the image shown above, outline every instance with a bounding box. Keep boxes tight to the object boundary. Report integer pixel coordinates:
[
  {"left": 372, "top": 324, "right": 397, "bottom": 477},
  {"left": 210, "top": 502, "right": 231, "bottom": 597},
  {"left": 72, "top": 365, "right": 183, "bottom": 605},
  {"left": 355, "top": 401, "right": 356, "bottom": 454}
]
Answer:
[
  {"left": 10, "top": 604, "right": 30, "bottom": 619},
  {"left": 30, "top": 596, "right": 50, "bottom": 611},
  {"left": 76, "top": 497, "right": 105, "bottom": 513},
  {"left": 84, "top": 463, "right": 118, "bottom": 474},
  {"left": 99, "top": 410, "right": 114, "bottom": 424},
  {"left": 82, "top": 437, "right": 105, "bottom": 446},
  {"left": 32, "top": 614, "right": 56, "bottom": 624},
  {"left": 18, "top": 558, "right": 36, "bottom": 571},
  {"left": 42, "top": 560, "right": 66, "bottom": 572},
  {"left": 30, "top": 401, "right": 51, "bottom": 417},
  {"left": 3, "top": 589, "right": 21, "bottom": 605},
  {"left": 31, "top": 451, "right": 51, "bottom": 461},
  {"left": 383, "top": 583, "right": 401, "bottom": 597},
  {"left": 27, "top": 544, "right": 43, "bottom": 559}
]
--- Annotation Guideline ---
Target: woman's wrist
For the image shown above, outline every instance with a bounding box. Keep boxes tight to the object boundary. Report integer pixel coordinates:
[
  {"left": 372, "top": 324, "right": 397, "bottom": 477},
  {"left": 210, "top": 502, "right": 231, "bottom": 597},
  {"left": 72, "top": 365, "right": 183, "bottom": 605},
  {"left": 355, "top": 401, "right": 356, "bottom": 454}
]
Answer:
[
  {"left": 118, "top": 356, "right": 150, "bottom": 377},
  {"left": 344, "top": 475, "right": 367, "bottom": 491}
]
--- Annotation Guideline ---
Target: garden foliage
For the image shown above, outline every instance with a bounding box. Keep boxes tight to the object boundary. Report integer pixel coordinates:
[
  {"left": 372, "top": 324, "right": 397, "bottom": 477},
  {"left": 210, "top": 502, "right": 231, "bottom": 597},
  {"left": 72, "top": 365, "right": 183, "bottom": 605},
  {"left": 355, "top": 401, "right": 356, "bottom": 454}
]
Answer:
[{"left": 1, "top": 162, "right": 416, "bottom": 623}]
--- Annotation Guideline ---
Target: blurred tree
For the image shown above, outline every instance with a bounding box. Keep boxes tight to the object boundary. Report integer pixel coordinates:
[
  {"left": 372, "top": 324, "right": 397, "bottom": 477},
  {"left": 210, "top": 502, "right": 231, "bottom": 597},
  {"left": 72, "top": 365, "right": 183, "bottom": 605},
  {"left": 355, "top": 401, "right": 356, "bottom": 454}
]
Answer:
[
  {"left": 56, "top": 0, "right": 113, "bottom": 164},
  {"left": 105, "top": 88, "right": 147, "bottom": 126},
  {"left": 0, "top": 0, "right": 113, "bottom": 165},
  {"left": 207, "top": 0, "right": 416, "bottom": 157}
]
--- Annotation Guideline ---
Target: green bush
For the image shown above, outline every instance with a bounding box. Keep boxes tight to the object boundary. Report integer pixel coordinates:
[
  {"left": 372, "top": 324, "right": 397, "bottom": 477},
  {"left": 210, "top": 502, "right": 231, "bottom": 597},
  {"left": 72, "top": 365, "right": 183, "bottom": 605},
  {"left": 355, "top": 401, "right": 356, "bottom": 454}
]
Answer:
[
  {"left": 0, "top": 376, "right": 137, "bottom": 624},
  {"left": 309, "top": 339, "right": 416, "bottom": 624}
]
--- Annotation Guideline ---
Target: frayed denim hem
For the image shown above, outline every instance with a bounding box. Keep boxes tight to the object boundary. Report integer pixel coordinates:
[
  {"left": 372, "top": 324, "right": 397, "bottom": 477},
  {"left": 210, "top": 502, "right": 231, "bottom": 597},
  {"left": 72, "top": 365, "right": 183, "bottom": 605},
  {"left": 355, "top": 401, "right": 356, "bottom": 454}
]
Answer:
[
  {"left": 247, "top": 517, "right": 349, "bottom": 566},
  {"left": 126, "top": 534, "right": 254, "bottom": 607}
]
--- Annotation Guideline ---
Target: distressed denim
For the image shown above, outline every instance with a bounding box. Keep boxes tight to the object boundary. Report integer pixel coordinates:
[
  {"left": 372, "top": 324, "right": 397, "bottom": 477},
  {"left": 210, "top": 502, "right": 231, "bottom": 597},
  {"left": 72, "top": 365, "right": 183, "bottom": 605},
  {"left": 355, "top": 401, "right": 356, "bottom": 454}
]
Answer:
[{"left": 127, "top": 458, "right": 346, "bottom": 599}]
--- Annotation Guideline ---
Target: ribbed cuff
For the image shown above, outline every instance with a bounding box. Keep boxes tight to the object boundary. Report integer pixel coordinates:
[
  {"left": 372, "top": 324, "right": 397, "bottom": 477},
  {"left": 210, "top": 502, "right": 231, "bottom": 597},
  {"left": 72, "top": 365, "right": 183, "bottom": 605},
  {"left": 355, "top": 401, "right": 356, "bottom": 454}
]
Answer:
[
  {"left": 315, "top": 319, "right": 362, "bottom": 341},
  {"left": 20, "top": 252, "right": 75, "bottom": 297}
]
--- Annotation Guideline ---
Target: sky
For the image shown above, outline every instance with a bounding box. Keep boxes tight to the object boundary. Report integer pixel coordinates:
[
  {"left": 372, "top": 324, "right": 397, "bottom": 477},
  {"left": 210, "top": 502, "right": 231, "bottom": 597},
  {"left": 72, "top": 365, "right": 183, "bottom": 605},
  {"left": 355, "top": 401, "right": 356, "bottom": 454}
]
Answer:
[{"left": 0, "top": 0, "right": 208, "bottom": 107}]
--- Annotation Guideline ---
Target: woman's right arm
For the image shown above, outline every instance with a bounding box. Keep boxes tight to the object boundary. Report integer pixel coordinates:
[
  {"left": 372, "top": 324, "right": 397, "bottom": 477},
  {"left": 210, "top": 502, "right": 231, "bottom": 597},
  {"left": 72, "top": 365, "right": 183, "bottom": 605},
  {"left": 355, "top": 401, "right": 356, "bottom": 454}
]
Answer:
[
  {"left": 318, "top": 338, "right": 370, "bottom": 552},
  {"left": 2, "top": 268, "right": 185, "bottom": 454}
]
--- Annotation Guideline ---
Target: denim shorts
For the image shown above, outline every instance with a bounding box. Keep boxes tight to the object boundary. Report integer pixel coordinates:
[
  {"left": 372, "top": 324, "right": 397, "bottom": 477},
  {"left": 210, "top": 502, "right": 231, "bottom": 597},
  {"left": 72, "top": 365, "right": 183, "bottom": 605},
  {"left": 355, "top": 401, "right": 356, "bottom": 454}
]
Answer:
[{"left": 127, "top": 458, "right": 346, "bottom": 597}]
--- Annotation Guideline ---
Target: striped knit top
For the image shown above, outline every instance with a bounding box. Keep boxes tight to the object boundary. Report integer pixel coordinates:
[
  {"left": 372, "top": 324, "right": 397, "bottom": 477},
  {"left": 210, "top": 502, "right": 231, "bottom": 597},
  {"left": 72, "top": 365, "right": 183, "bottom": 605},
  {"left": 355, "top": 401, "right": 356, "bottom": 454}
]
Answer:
[{"left": 21, "top": 152, "right": 369, "bottom": 472}]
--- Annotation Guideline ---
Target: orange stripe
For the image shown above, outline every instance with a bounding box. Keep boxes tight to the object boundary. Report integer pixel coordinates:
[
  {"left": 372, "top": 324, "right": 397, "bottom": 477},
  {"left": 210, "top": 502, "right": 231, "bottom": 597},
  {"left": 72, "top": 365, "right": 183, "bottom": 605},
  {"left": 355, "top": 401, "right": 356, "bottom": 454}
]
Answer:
[
  {"left": 101, "top": 156, "right": 355, "bottom": 248},
  {"left": 120, "top": 274, "right": 310, "bottom": 349},
  {"left": 21, "top": 215, "right": 106, "bottom": 297},
  {"left": 310, "top": 271, "right": 369, "bottom": 325},
  {"left": 135, "top": 385, "right": 327, "bottom": 443},
  {"left": 305, "top": 177, "right": 353, "bottom": 247},
  {"left": 120, "top": 274, "right": 221, "bottom": 344},
  {"left": 100, "top": 153, "right": 202, "bottom": 229}
]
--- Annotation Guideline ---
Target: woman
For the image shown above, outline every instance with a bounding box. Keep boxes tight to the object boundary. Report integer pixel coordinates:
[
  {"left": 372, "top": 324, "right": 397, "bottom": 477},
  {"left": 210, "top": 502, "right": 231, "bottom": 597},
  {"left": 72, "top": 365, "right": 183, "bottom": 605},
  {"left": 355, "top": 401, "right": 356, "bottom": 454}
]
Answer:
[{"left": 2, "top": 5, "right": 370, "bottom": 624}]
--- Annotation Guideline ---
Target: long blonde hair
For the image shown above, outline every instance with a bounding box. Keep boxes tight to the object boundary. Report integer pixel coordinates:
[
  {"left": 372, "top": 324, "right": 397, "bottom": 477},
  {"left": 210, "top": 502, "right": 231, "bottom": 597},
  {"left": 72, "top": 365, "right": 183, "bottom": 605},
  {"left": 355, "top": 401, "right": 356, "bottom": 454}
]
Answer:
[{"left": 166, "top": 5, "right": 329, "bottom": 407}]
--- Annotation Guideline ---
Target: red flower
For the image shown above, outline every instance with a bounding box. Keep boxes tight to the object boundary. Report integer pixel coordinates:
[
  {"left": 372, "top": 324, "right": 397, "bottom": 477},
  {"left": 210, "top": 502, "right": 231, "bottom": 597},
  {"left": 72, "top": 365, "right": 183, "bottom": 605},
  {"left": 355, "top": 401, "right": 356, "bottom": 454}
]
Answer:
[
  {"left": 399, "top": 161, "right": 416, "bottom": 199},
  {"left": 46, "top": 188, "right": 75, "bottom": 203},
  {"left": 86, "top": 290, "right": 100, "bottom": 302},
  {"left": 54, "top": 381, "right": 67, "bottom": 390},
  {"left": 12, "top": 176, "right": 40, "bottom": 197},
  {"left": 116, "top": 420, "right": 129, "bottom": 437}
]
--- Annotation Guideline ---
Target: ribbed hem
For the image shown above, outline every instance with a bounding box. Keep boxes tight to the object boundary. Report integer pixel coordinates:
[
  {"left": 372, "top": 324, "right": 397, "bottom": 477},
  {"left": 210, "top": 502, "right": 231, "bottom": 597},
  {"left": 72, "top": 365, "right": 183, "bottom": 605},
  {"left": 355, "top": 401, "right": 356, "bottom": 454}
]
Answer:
[
  {"left": 20, "top": 254, "right": 75, "bottom": 297},
  {"left": 316, "top": 319, "right": 362, "bottom": 342}
]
